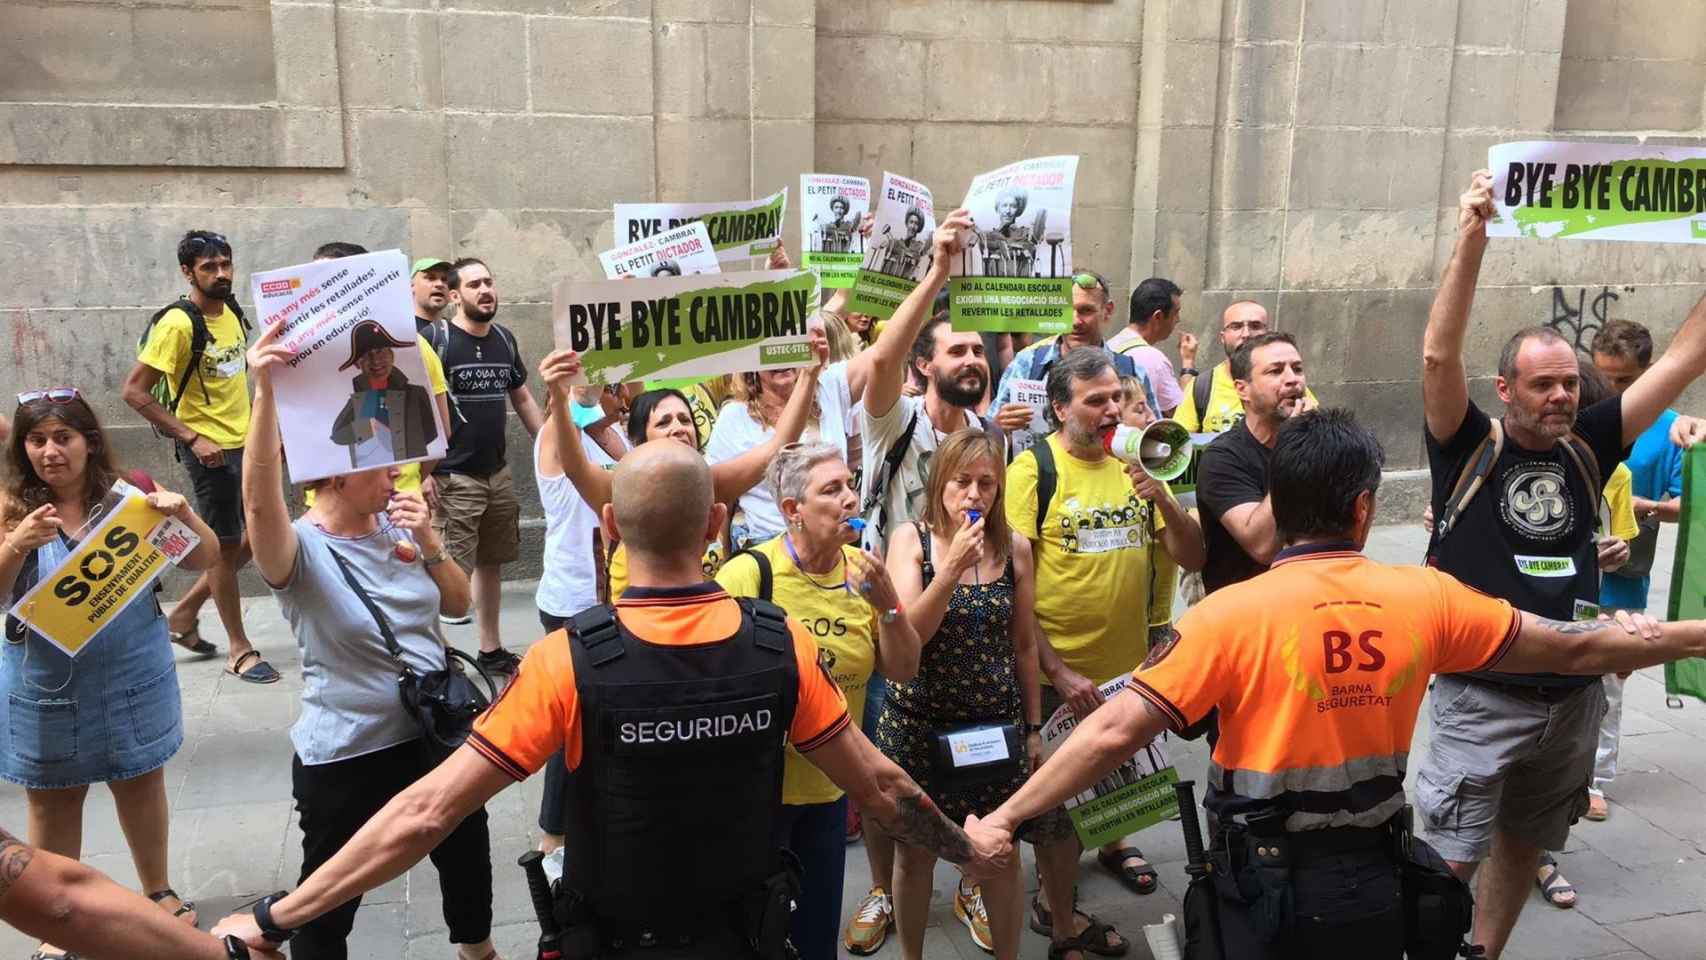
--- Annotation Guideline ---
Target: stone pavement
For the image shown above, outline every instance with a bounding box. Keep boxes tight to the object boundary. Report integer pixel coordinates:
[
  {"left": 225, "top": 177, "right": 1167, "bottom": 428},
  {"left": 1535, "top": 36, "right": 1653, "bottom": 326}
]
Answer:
[{"left": 2, "top": 523, "right": 1702, "bottom": 959}]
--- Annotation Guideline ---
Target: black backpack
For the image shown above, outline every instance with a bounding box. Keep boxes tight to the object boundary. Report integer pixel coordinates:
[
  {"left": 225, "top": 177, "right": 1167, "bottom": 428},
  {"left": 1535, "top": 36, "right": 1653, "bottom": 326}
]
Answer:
[{"left": 138, "top": 296, "right": 250, "bottom": 431}]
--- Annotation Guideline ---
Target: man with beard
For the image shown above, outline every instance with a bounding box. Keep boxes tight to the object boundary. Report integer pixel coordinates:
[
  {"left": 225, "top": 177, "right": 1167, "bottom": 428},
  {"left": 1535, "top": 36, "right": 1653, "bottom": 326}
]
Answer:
[
  {"left": 427, "top": 257, "right": 546, "bottom": 676},
  {"left": 1004, "top": 347, "right": 1203, "bottom": 959},
  {"left": 1417, "top": 170, "right": 1706, "bottom": 959},
  {"left": 123, "top": 230, "right": 276, "bottom": 683},
  {"left": 412, "top": 257, "right": 451, "bottom": 337},
  {"left": 1196, "top": 332, "right": 1313, "bottom": 595},
  {"left": 1177, "top": 300, "right": 1318, "bottom": 434},
  {"left": 992, "top": 272, "right": 1158, "bottom": 429}
]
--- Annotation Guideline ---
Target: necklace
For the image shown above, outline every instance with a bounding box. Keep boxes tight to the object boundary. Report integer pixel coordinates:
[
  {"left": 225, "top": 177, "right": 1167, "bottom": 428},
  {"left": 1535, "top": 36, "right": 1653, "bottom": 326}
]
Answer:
[{"left": 783, "top": 533, "right": 850, "bottom": 594}]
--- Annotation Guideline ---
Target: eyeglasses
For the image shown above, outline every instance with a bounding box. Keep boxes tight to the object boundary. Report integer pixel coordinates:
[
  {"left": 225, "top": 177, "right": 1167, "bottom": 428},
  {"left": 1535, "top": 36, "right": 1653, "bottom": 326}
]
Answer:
[
  {"left": 16, "top": 388, "right": 82, "bottom": 408},
  {"left": 1072, "top": 272, "right": 1108, "bottom": 294},
  {"left": 1222, "top": 320, "right": 1267, "bottom": 333}
]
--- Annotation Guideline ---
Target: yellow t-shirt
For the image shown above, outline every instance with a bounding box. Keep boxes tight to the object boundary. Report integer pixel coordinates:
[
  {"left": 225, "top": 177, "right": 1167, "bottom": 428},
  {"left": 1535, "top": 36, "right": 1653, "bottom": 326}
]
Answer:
[
  {"left": 715, "top": 535, "right": 876, "bottom": 806},
  {"left": 1602, "top": 463, "right": 1639, "bottom": 541},
  {"left": 306, "top": 336, "right": 447, "bottom": 503},
  {"left": 1006, "top": 434, "right": 1167, "bottom": 687},
  {"left": 137, "top": 305, "right": 250, "bottom": 449},
  {"left": 1175, "top": 361, "right": 1319, "bottom": 434},
  {"left": 607, "top": 539, "right": 726, "bottom": 598}
]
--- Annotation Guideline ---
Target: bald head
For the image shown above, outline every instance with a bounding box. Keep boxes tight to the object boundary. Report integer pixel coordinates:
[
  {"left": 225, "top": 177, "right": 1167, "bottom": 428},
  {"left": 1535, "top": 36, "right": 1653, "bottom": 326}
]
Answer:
[
  {"left": 610, "top": 440, "right": 715, "bottom": 560},
  {"left": 1220, "top": 301, "right": 1270, "bottom": 354}
]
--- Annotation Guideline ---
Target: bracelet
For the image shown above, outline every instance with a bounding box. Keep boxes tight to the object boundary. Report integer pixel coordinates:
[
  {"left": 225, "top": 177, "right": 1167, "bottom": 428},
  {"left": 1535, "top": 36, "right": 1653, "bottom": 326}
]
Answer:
[
  {"left": 224, "top": 934, "right": 252, "bottom": 959},
  {"left": 252, "top": 891, "right": 297, "bottom": 944}
]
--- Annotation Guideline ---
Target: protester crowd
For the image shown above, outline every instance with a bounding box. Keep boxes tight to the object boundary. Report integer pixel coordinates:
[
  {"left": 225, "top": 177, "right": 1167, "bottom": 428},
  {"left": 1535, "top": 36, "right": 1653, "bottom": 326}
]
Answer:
[{"left": 0, "top": 167, "right": 1703, "bottom": 960}]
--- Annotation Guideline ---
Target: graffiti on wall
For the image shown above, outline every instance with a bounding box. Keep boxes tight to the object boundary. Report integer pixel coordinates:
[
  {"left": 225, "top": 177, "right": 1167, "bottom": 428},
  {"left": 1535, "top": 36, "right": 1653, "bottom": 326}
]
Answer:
[{"left": 1545, "top": 285, "right": 1634, "bottom": 354}]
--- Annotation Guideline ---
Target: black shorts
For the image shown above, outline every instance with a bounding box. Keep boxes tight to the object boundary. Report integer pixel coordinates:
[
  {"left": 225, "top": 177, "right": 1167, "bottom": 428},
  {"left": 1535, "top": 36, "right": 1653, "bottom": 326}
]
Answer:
[{"left": 178, "top": 443, "right": 245, "bottom": 543}]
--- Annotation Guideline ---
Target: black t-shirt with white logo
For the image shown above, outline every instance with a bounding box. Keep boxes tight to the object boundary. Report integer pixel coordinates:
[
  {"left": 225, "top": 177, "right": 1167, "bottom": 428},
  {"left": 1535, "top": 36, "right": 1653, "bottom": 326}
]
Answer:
[
  {"left": 1425, "top": 398, "right": 1627, "bottom": 686},
  {"left": 435, "top": 321, "right": 527, "bottom": 478}
]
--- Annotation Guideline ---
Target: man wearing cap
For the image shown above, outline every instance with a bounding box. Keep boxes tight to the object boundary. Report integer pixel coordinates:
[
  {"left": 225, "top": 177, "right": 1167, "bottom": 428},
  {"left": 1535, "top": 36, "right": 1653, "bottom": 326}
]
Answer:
[
  {"left": 330, "top": 320, "right": 439, "bottom": 468},
  {"left": 412, "top": 257, "right": 452, "bottom": 338}
]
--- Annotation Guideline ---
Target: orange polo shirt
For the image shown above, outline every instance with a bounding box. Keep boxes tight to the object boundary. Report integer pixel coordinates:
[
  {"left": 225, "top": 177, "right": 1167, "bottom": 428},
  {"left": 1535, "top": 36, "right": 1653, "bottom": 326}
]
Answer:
[
  {"left": 1130, "top": 542, "right": 1519, "bottom": 831},
  {"left": 470, "top": 582, "right": 851, "bottom": 780}
]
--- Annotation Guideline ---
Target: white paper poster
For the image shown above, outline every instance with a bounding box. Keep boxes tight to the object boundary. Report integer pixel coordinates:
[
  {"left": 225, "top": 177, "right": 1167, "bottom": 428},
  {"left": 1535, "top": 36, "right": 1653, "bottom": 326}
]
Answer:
[
  {"left": 800, "top": 173, "right": 871, "bottom": 288},
  {"left": 948, "top": 155, "right": 1079, "bottom": 333},
  {"left": 614, "top": 189, "right": 788, "bottom": 263},
  {"left": 599, "top": 220, "right": 722, "bottom": 279},
  {"left": 1488, "top": 140, "right": 1706, "bottom": 244}
]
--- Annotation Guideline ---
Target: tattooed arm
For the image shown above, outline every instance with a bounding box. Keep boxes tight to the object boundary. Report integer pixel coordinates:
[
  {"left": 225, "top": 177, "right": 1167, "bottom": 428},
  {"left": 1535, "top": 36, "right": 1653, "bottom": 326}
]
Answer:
[
  {"left": 1491, "top": 610, "right": 1706, "bottom": 676},
  {"left": 0, "top": 826, "right": 270, "bottom": 959},
  {"left": 803, "top": 725, "right": 1008, "bottom": 876}
]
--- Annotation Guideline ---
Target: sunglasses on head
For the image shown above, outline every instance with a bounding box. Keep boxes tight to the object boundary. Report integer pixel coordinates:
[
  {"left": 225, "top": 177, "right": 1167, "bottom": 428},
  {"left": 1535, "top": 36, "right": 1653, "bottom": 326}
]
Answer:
[
  {"left": 16, "top": 388, "right": 82, "bottom": 408},
  {"left": 182, "top": 233, "right": 230, "bottom": 257},
  {"left": 1072, "top": 272, "right": 1108, "bottom": 295}
]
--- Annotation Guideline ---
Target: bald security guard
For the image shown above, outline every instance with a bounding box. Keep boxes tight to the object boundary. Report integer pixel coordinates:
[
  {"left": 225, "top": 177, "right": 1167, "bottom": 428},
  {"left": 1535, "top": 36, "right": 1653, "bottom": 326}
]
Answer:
[
  {"left": 966, "top": 409, "right": 1706, "bottom": 960},
  {"left": 215, "top": 437, "right": 1013, "bottom": 960}
]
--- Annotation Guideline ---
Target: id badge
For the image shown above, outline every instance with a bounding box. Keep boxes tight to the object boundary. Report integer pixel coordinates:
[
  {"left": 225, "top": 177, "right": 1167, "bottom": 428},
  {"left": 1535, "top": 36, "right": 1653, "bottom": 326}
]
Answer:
[{"left": 1573, "top": 598, "right": 1600, "bottom": 622}]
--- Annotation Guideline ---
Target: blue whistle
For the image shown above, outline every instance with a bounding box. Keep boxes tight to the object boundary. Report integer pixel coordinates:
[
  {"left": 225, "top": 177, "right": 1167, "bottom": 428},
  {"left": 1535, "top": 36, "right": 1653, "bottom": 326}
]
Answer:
[
  {"left": 844, "top": 517, "right": 867, "bottom": 532},
  {"left": 967, "top": 510, "right": 982, "bottom": 524}
]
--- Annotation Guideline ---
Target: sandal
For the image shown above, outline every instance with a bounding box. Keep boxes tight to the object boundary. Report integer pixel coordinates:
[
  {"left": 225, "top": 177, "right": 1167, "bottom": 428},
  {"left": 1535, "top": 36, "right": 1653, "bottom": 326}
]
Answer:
[
  {"left": 1097, "top": 845, "right": 1159, "bottom": 895},
  {"left": 169, "top": 626, "right": 219, "bottom": 659},
  {"left": 1536, "top": 855, "right": 1576, "bottom": 909},
  {"left": 227, "top": 650, "right": 280, "bottom": 685},
  {"left": 148, "top": 888, "right": 198, "bottom": 925},
  {"left": 1047, "top": 912, "right": 1129, "bottom": 959}
]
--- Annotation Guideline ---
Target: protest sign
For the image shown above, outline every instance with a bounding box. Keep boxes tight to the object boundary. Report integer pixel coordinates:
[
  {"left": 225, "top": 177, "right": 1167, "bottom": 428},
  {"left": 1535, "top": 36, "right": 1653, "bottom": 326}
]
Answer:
[
  {"left": 801, "top": 174, "right": 871, "bottom": 289},
  {"left": 10, "top": 480, "right": 200, "bottom": 657},
  {"left": 1039, "top": 674, "right": 1180, "bottom": 848},
  {"left": 1003, "top": 377, "right": 1050, "bottom": 457},
  {"left": 251, "top": 250, "right": 446, "bottom": 485},
  {"left": 1665, "top": 446, "right": 1706, "bottom": 705},
  {"left": 552, "top": 269, "right": 821, "bottom": 385},
  {"left": 1488, "top": 141, "right": 1706, "bottom": 244},
  {"left": 599, "top": 221, "right": 721, "bottom": 279},
  {"left": 949, "top": 155, "right": 1078, "bottom": 334},
  {"left": 614, "top": 189, "right": 788, "bottom": 264},
  {"left": 850, "top": 172, "right": 937, "bottom": 320}
]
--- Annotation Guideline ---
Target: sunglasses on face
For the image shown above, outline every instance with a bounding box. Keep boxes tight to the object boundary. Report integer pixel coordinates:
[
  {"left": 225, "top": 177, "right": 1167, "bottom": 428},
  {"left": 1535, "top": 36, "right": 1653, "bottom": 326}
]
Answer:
[{"left": 16, "top": 388, "right": 82, "bottom": 408}]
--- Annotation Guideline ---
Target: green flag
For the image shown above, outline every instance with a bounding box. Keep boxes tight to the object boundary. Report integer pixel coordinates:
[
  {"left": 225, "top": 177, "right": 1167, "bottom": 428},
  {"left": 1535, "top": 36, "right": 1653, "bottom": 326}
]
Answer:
[{"left": 1663, "top": 446, "right": 1706, "bottom": 704}]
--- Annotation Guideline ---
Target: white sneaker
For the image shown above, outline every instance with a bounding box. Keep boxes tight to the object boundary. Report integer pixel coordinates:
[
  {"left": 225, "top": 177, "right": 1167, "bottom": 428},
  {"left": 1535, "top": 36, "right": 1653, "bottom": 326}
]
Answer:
[{"left": 439, "top": 612, "right": 473, "bottom": 625}]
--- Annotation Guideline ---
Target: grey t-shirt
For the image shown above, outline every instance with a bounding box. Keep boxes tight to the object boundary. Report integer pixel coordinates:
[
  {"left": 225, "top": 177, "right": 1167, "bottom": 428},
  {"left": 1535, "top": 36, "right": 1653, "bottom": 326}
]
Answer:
[{"left": 275, "top": 517, "right": 449, "bottom": 765}]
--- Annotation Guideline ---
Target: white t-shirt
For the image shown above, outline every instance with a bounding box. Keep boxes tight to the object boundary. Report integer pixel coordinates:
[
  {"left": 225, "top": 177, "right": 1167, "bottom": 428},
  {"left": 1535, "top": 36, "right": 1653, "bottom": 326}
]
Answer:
[
  {"left": 706, "top": 361, "right": 853, "bottom": 545},
  {"left": 534, "top": 428, "right": 620, "bottom": 618},
  {"left": 859, "top": 394, "right": 984, "bottom": 554}
]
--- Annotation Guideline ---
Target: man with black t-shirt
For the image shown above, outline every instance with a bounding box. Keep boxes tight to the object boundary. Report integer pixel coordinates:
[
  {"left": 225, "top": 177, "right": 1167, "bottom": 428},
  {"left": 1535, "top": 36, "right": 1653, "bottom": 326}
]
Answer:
[
  {"left": 430, "top": 257, "right": 545, "bottom": 676},
  {"left": 1195, "top": 331, "right": 1312, "bottom": 594},
  {"left": 1417, "top": 169, "right": 1706, "bottom": 960}
]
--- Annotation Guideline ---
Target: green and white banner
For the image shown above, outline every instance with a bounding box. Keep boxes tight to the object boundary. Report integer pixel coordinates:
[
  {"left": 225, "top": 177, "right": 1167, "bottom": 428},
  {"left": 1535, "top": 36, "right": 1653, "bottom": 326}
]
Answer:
[
  {"left": 1039, "top": 674, "right": 1180, "bottom": 849},
  {"left": 1489, "top": 140, "right": 1706, "bottom": 244},
  {"left": 849, "top": 171, "right": 937, "bottom": 319},
  {"left": 551, "top": 269, "right": 820, "bottom": 385},
  {"left": 614, "top": 189, "right": 788, "bottom": 263},
  {"left": 1664, "top": 446, "right": 1706, "bottom": 705},
  {"left": 801, "top": 173, "right": 870, "bottom": 289},
  {"left": 949, "top": 155, "right": 1078, "bottom": 334}
]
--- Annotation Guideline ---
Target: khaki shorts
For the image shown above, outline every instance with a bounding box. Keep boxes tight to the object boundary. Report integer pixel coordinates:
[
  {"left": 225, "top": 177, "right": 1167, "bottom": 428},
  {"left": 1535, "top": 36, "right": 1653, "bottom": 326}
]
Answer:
[
  {"left": 1414, "top": 674, "right": 1606, "bottom": 862},
  {"left": 431, "top": 466, "right": 520, "bottom": 571}
]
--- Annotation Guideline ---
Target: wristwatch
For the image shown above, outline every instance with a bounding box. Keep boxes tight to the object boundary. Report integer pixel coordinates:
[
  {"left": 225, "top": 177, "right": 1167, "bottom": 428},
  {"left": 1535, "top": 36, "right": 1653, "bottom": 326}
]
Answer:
[
  {"left": 253, "top": 891, "right": 297, "bottom": 944},
  {"left": 223, "top": 934, "right": 252, "bottom": 959}
]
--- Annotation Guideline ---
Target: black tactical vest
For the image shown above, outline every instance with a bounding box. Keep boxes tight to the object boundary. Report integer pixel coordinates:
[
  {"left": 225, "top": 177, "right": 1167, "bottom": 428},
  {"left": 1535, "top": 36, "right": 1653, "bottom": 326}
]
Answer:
[{"left": 562, "top": 597, "right": 798, "bottom": 932}]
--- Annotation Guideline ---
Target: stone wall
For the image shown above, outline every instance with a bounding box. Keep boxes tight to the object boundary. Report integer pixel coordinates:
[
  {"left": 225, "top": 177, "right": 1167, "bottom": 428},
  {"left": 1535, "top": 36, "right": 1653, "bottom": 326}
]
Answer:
[{"left": 5, "top": 0, "right": 1706, "bottom": 589}]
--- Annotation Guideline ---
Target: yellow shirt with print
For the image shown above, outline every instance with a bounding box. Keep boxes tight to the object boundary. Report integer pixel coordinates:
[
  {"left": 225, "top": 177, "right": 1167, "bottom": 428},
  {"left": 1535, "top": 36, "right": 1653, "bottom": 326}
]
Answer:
[
  {"left": 715, "top": 535, "right": 875, "bottom": 806},
  {"left": 1006, "top": 433, "right": 1167, "bottom": 687},
  {"left": 305, "top": 336, "right": 447, "bottom": 504},
  {"left": 607, "top": 538, "right": 726, "bottom": 598},
  {"left": 1175, "top": 361, "right": 1320, "bottom": 434},
  {"left": 137, "top": 306, "right": 250, "bottom": 449},
  {"left": 1602, "top": 463, "right": 1639, "bottom": 541}
]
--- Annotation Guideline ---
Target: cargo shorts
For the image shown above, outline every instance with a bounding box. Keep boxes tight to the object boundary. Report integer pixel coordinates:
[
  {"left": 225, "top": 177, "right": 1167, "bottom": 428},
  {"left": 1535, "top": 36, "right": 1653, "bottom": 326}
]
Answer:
[
  {"left": 1414, "top": 674, "right": 1606, "bottom": 862},
  {"left": 430, "top": 466, "right": 521, "bottom": 571}
]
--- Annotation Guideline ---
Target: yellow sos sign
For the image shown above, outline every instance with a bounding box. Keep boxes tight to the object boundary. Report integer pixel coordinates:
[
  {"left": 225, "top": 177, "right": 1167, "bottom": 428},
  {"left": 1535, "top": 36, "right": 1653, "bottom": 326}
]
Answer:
[{"left": 9, "top": 492, "right": 194, "bottom": 657}]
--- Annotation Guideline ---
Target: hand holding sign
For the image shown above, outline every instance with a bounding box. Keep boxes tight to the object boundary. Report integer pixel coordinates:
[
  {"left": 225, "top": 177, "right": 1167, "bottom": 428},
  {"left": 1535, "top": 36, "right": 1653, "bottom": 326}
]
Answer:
[
  {"left": 1460, "top": 168, "right": 1496, "bottom": 240},
  {"left": 934, "top": 208, "right": 974, "bottom": 264},
  {"left": 5, "top": 504, "right": 62, "bottom": 555},
  {"left": 142, "top": 491, "right": 195, "bottom": 526},
  {"left": 994, "top": 402, "right": 1037, "bottom": 433},
  {"left": 246, "top": 320, "right": 292, "bottom": 393},
  {"left": 767, "top": 241, "right": 793, "bottom": 271},
  {"left": 539, "top": 349, "right": 585, "bottom": 405}
]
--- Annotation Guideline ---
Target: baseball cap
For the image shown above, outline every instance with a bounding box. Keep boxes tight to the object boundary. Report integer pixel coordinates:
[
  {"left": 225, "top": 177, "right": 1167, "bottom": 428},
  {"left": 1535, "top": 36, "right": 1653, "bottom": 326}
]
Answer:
[{"left": 411, "top": 256, "right": 451, "bottom": 276}]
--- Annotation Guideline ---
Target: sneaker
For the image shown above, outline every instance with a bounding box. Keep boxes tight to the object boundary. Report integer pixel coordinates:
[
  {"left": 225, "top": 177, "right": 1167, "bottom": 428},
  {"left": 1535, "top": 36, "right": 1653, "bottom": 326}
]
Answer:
[
  {"left": 954, "top": 882, "right": 993, "bottom": 953},
  {"left": 440, "top": 612, "right": 473, "bottom": 625},
  {"left": 843, "top": 886, "right": 893, "bottom": 955},
  {"left": 476, "top": 648, "right": 522, "bottom": 678}
]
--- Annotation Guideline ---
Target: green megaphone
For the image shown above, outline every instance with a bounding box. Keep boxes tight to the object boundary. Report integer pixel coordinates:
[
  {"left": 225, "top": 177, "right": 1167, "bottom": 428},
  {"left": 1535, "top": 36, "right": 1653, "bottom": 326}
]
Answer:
[{"left": 1103, "top": 419, "right": 1194, "bottom": 481}]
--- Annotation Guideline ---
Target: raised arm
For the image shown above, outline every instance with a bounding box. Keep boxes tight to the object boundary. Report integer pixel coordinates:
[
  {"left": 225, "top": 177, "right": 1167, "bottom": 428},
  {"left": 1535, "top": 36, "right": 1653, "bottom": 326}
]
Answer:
[
  {"left": 1422, "top": 170, "right": 1493, "bottom": 445},
  {"left": 1132, "top": 467, "right": 1205, "bottom": 572},
  {"left": 240, "top": 322, "right": 302, "bottom": 587},
  {"left": 1620, "top": 290, "right": 1706, "bottom": 446},
  {"left": 1494, "top": 610, "right": 1706, "bottom": 676},
  {"left": 707, "top": 331, "right": 829, "bottom": 503},
  {"left": 861, "top": 210, "right": 973, "bottom": 419},
  {"left": 539, "top": 351, "right": 616, "bottom": 511}
]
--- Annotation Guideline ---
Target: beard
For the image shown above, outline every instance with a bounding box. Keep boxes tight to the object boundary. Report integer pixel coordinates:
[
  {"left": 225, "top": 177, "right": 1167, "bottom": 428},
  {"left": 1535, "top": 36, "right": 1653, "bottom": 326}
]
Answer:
[
  {"left": 463, "top": 300, "right": 498, "bottom": 323},
  {"left": 1507, "top": 399, "right": 1575, "bottom": 440},
  {"left": 200, "top": 277, "right": 233, "bottom": 300},
  {"left": 933, "top": 367, "right": 987, "bottom": 408}
]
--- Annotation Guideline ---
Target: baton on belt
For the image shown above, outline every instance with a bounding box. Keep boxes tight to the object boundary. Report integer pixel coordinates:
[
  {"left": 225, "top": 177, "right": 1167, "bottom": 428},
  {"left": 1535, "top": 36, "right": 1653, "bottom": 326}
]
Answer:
[
  {"left": 517, "top": 850, "right": 563, "bottom": 960},
  {"left": 1174, "top": 780, "right": 1227, "bottom": 960}
]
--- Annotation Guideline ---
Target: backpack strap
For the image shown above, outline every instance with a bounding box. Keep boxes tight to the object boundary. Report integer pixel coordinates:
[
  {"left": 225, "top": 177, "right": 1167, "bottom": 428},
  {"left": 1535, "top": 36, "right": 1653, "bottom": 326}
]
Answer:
[
  {"left": 728, "top": 547, "right": 774, "bottom": 602},
  {"left": 142, "top": 299, "right": 208, "bottom": 414},
  {"left": 914, "top": 520, "right": 935, "bottom": 588},
  {"left": 1435, "top": 419, "right": 1504, "bottom": 542},
  {"left": 859, "top": 410, "right": 921, "bottom": 538},
  {"left": 740, "top": 597, "right": 790, "bottom": 654},
  {"left": 430, "top": 320, "right": 470, "bottom": 427},
  {"left": 1191, "top": 365, "right": 1213, "bottom": 421},
  {"left": 570, "top": 604, "right": 625, "bottom": 667},
  {"left": 1032, "top": 437, "right": 1058, "bottom": 541},
  {"left": 1559, "top": 431, "right": 1603, "bottom": 509}
]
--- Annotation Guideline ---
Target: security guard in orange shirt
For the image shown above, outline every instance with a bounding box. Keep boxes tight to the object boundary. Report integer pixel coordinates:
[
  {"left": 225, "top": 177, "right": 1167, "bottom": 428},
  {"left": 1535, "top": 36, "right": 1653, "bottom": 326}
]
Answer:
[
  {"left": 213, "top": 439, "right": 1011, "bottom": 960},
  {"left": 966, "top": 409, "right": 1706, "bottom": 960}
]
